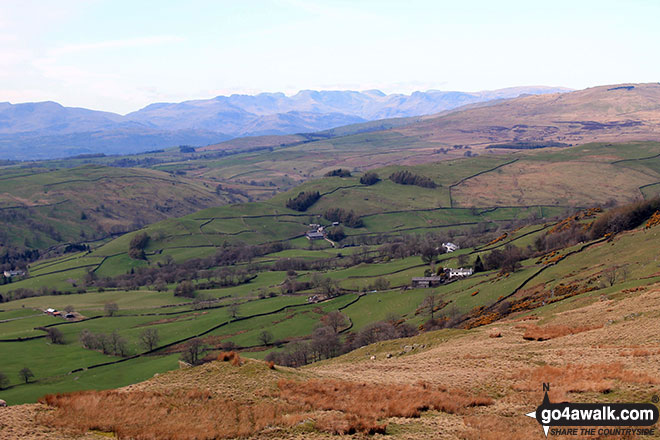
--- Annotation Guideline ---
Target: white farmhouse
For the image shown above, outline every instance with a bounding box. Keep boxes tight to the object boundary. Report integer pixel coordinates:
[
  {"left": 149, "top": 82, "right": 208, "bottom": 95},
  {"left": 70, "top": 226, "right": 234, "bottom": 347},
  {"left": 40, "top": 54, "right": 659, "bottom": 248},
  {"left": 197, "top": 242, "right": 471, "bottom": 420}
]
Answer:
[{"left": 442, "top": 242, "right": 459, "bottom": 253}]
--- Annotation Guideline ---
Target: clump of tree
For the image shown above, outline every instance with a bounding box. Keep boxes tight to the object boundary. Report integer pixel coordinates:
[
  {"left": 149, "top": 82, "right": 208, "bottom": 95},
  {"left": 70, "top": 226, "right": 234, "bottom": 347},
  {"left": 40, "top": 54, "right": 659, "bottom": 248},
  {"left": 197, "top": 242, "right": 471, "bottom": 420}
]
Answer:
[
  {"left": 589, "top": 197, "right": 660, "bottom": 239},
  {"left": 359, "top": 172, "right": 380, "bottom": 185},
  {"left": 326, "top": 226, "right": 346, "bottom": 242},
  {"left": 128, "top": 232, "right": 150, "bottom": 260},
  {"left": 286, "top": 191, "right": 320, "bottom": 211},
  {"left": 180, "top": 338, "right": 206, "bottom": 365},
  {"left": 174, "top": 280, "right": 196, "bottom": 298},
  {"left": 265, "top": 317, "right": 416, "bottom": 368},
  {"left": 324, "top": 169, "right": 351, "bottom": 177},
  {"left": 323, "top": 208, "right": 364, "bottom": 228},
  {"left": 389, "top": 170, "right": 437, "bottom": 188},
  {"left": 45, "top": 327, "right": 65, "bottom": 344},
  {"left": 483, "top": 244, "right": 530, "bottom": 273},
  {"left": 79, "top": 329, "right": 129, "bottom": 356}
]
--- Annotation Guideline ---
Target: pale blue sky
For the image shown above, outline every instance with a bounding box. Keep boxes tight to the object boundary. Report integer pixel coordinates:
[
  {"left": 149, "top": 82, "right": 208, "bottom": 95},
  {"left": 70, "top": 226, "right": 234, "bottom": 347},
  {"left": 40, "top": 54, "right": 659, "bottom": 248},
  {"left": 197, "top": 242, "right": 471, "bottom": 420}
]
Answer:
[{"left": 1, "top": 0, "right": 658, "bottom": 114}]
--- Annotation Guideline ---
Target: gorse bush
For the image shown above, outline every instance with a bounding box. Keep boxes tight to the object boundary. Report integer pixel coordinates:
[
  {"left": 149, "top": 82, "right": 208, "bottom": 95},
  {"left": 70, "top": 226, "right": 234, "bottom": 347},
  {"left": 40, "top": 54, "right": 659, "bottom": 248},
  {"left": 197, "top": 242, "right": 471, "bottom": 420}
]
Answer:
[{"left": 389, "top": 170, "right": 437, "bottom": 188}]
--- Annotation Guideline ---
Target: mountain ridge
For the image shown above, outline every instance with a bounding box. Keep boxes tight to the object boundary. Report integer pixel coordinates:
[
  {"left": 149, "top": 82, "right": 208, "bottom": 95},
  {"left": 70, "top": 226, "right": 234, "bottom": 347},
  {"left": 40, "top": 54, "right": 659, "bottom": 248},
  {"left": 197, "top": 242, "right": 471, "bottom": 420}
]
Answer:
[{"left": 0, "top": 86, "right": 568, "bottom": 160}]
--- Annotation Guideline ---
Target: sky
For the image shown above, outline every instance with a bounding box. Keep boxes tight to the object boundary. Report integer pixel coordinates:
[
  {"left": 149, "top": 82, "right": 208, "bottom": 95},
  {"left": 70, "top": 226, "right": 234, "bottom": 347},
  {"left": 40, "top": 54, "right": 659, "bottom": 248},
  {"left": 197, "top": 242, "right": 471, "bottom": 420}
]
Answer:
[{"left": 1, "top": 0, "right": 659, "bottom": 114}]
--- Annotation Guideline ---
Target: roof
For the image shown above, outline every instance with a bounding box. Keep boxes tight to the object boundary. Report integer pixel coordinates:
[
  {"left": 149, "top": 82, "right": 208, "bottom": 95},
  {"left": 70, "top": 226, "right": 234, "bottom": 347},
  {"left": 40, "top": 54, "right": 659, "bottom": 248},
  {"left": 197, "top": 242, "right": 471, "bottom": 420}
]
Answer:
[
  {"left": 306, "top": 231, "right": 325, "bottom": 238},
  {"left": 412, "top": 277, "right": 443, "bottom": 281}
]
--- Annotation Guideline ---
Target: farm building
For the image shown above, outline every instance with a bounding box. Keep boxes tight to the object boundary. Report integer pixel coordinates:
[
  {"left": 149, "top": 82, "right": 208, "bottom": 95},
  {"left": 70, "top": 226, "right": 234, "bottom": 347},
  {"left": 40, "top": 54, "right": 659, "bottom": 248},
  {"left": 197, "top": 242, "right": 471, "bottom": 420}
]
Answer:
[
  {"left": 3, "top": 270, "right": 24, "bottom": 278},
  {"left": 306, "top": 231, "right": 325, "bottom": 240},
  {"left": 411, "top": 276, "right": 444, "bottom": 288}
]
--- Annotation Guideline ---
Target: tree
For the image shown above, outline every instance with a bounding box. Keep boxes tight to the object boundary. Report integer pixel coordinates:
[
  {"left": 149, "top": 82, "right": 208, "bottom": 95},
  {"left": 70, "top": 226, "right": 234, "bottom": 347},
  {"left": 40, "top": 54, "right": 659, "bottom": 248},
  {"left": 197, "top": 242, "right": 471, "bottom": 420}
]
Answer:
[
  {"left": 603, "top": 267, "right": 617, "bottom": 286},
  {"left": 104, "top": 302, "right": 119, "bottom": 317},
  {"left": 322, "top": 311, "right": 348, "bottom": 334},
  {"left": 228, "top": 302, "right": 240, "bottom": 319},
  {"left": 109, "top": 330, "right": 128, "bottom": 357},
  {"left": 128, "top": 232, "right": 150, "bottom": 260},
  {"left": 258, "top": 330, "right": 273, "bottom": 346},
  {"left": 46, "top": 327, "right": 65, "bottom": 344},
  {"left": 64, "top": 305, "right": 75, "bottom": 313},
  {"left": 421, "top": 293, "right": 437, "bottom": 321},
  {"left": 473, "top": 255, "right": 485, "bottom": 273},
  {"left": 18, "top": 367, "right": 34, "bottom": 384},
  {"left": 371, "top": 277, "right": 390, "bottom": 291},
  {"left": 174, "top": 280, "right": 196, "bottom": 298},
  {"left": 181, "top": 338, "right": 206, "bottom": 365},
  {"left": 359, "top": 172, "right": 380, "bottom": 185},
  {"left": 421, "top": 245, "right": 438, "bottom": 266},
  {"left": 139, "top": 328, "right": 160, "bottom": 351},
  {"left": 0, "top": 371, "right": 9, "bottom": 389}
]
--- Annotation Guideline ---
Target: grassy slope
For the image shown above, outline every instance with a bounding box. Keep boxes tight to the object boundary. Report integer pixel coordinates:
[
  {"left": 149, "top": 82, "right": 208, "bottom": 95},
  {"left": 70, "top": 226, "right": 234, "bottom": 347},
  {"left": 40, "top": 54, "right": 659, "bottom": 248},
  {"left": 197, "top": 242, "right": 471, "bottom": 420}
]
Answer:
[{"left": 0, "top": 164, "right": 238, "bottom": 249}]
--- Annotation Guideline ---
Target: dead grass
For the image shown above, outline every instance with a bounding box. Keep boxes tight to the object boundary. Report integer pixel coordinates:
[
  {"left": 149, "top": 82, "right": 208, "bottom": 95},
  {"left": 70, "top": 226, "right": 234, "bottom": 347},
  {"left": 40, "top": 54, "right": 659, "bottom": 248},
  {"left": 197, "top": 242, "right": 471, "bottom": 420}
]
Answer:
[
  {"left": 512, "top": 362, "right": 660, "bottom": 401},
  {"left": 521, "top": 324, "right": 602, "bottom": 341},
  {"left": 38, "top": 389, "right": 300, "bottom": 439},
  {"left": 278, "top": 379, "right": 492, "bottom": 434}
]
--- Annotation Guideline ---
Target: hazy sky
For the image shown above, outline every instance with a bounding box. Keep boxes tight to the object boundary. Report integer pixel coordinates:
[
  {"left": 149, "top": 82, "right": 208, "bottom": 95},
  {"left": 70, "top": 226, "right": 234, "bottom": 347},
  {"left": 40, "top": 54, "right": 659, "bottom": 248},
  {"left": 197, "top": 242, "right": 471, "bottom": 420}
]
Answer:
[{"left": 1, "top": 0, "right": 658, "bottom": 114}]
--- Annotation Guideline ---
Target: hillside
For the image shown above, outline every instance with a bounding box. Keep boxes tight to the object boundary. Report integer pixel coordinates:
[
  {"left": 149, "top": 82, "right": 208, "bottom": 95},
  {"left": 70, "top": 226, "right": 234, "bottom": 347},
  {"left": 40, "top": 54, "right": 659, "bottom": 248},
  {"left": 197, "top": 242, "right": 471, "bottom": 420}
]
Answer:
[{"left": 0, "top": 164, "right": 239, "bottom": 258}]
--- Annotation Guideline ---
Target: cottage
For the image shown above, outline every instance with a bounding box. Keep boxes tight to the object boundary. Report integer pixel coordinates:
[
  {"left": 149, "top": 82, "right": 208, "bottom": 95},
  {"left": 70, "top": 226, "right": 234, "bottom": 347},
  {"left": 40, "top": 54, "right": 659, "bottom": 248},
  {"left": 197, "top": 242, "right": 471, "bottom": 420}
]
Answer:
[
  {"left": 45, "top": 308, "right": 56, "bottom": 315},
  {"left": 332, "top": 221, "right": 340, "bottom": 226},
  {"left": 411, "top": 276, "right": 444, "bottom": 288},
  {"left": 442, "top": 242, "right": 459, "bottom": 253},
  {"left": 447, "top": 267, "right": 473, "bottom": 278},
  {"left": 306, "top": 231, "right": 325, "bottom": 240}
]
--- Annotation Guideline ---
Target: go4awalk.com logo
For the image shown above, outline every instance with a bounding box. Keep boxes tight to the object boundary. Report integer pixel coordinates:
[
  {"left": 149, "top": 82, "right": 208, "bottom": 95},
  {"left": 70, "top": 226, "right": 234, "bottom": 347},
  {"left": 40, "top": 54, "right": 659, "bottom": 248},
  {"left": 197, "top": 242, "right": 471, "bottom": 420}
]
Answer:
[{"left": 525, "top": 384, "right": 659, "bottom": 437}]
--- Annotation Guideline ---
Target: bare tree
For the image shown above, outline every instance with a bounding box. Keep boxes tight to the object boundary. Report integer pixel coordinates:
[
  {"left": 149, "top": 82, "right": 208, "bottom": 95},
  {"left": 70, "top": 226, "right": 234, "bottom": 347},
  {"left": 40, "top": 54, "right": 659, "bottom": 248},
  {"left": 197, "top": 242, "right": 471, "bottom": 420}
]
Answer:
[
  {"left": 228, "top": 302, "right": 240, "bottom": 319},
  {"left": 181, "top": 338, "right": 206, "bottom": 365},
  {"left": 104, "top": 302, "right": 119, "bottom": 317},
  {"left": 46, "top": 327, "right": 65, "bottom": 344},
  {"left": 322, "top": 311, "right": 348, "bottom": 334},
  {"left": 258, "top": 330, "right": 273, "bottom": 346},
  {"left": 139, "top": 328, "right": 160, "bottom": 351},
  {"left": 604, "top": 267, "right": 617, "bottom": 286},
  {"left": 421, "top": 293, "right": 437, "bottom": 321},
  {"left": 64, "top": 305, "right": 75, "bottom": 313},
  {"left": 109, "top": 330, "right": 128, "bottom": 357}
]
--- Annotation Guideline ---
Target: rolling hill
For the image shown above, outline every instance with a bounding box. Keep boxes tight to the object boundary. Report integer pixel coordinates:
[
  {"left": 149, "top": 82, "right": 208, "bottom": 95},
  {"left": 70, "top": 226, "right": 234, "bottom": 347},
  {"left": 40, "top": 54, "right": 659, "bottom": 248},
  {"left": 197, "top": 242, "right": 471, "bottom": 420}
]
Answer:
[{"left": 0, "top": 164, "right": 241, "bottom": 254}]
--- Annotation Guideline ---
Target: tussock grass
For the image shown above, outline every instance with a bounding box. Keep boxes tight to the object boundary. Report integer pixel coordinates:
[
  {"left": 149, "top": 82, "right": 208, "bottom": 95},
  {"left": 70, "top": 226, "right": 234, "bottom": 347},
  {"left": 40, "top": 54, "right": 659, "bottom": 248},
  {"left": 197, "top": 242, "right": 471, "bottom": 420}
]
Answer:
[
  {"left": 512, "top": 362, "right": 660, "bottom": 400},
  {"left": 521, "top": 324, "right": 602, "bottom": 341}
]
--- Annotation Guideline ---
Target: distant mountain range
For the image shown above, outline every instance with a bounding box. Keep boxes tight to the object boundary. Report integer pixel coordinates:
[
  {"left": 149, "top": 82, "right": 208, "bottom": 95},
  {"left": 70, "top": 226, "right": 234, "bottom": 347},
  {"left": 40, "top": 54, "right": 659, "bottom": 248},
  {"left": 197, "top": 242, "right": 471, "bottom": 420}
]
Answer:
[{"left": 0, "top": 86, "right": 569, "bottom": 160}]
